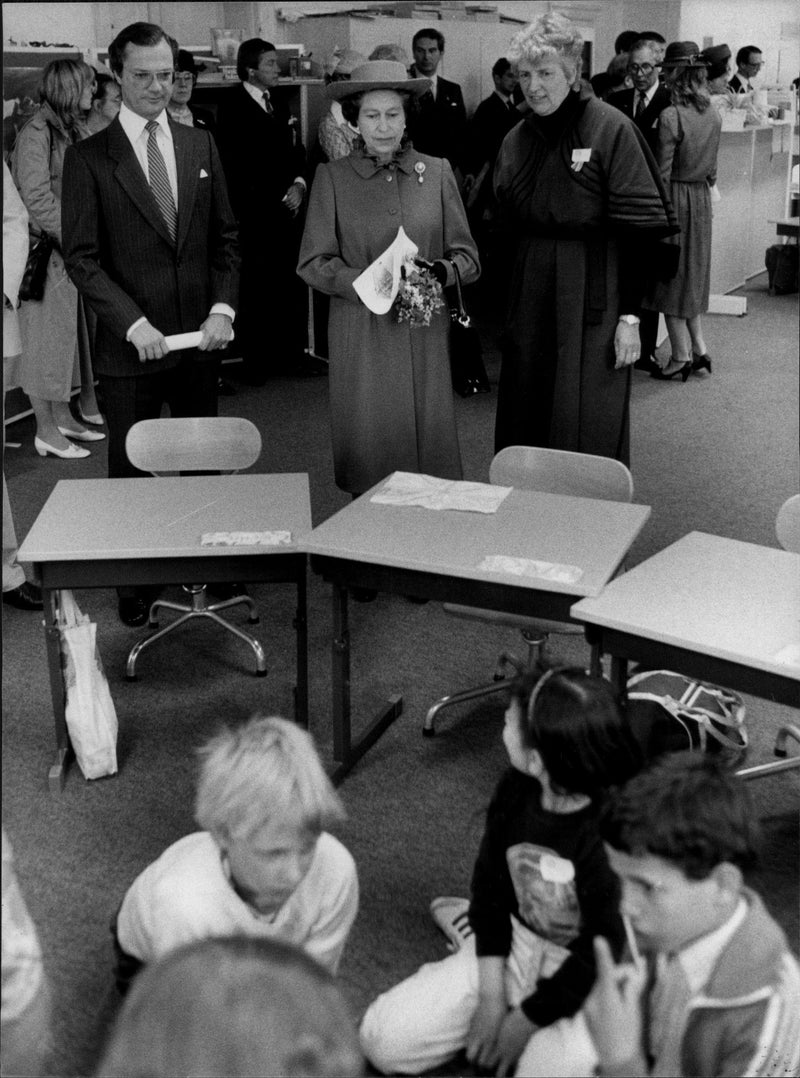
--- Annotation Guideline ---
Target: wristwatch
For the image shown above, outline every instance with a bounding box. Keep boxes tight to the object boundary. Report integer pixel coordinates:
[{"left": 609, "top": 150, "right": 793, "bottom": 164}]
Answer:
[{"left": 618, "top": 314, "right": 641, "bottom": 326}]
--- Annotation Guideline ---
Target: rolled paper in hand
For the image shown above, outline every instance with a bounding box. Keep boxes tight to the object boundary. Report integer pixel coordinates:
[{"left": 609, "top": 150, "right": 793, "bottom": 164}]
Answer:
[{"left": 164, "top": 330, "right": 235, "bottom": 352}]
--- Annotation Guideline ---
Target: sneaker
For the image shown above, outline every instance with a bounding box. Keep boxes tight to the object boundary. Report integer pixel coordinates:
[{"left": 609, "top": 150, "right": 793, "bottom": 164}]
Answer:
[{"left": 430, "top": 896, "right": 473, "bottom": 952}]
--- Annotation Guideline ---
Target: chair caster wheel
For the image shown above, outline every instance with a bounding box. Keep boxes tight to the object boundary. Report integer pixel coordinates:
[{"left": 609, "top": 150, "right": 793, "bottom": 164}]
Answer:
[
  {"left": 248, "top": 615, "right": 260, "bottom": 625},
  {"left": 148, "top": 620, "right": 159, "bottom": 629},
  {"left": 255, "top": 668, "right": 267, "bottom": 678},
  {"left": 126, "top": 674, "right": 138, "bottom": 683},
  {"left": 422, "top": 727, "right": 435, "bottom": 738}
]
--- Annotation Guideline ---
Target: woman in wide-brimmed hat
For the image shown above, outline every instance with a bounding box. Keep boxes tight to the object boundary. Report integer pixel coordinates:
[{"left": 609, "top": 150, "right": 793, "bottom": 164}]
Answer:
[
  {"left": 644, "top": 41, "right": 722, "bottom": 380},
  {"left": 317, "top": 48, "right": 368, "bottom": 162},
  {"left": 298, "top": 60, "right": 480, "bottom": 498}
]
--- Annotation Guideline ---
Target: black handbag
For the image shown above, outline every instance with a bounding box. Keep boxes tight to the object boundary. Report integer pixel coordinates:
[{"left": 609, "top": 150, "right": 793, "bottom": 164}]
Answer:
[
  {"left": 446, "top": 259, "right": 490, "bottom": 397},
  {"left": 18, "top": 233, "right": 54, "bottom": 303}
]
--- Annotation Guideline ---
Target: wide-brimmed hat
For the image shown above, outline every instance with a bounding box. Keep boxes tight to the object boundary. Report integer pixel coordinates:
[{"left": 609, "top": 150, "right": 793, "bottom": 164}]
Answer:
[
  {"left": 700, "top": 44, "right": 731, "bottom": 80},
  {"left": 659, "top": 41, "right": 709, "bottom": 69},
  {"left": 324, "top": 47, "right": 367, "bottom": 78},
  {"left": 326, "top": 60, "right": 429, "bottom": 100}
]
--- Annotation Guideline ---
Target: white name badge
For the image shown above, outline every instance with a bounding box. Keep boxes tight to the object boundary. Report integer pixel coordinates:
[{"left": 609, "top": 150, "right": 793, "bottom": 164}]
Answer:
[{"left": 571, "top": 148, "right": 592, "bottom": 172}]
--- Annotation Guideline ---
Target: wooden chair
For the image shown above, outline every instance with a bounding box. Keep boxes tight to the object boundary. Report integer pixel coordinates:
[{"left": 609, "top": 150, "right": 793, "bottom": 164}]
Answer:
[
  {"left": 124, "top": 417, "right": 266, "bottom": 681},
  {"left": 424, "top": 446, "right": 634, "bottom": 735}
]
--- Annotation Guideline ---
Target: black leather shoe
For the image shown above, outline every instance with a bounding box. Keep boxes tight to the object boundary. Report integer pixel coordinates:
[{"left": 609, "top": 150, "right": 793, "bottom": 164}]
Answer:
[
  {"left": 217, "top": 377, "right": 237, "bottom": 395},
  {"left": 634, "top": 358, "right": 661, "bottom": 374},
  {"left": 118, "top": 596, "right": 150, "bottom": 627},
  {"left": 3, "top": 581, "right": 44, "bottom": 610}
]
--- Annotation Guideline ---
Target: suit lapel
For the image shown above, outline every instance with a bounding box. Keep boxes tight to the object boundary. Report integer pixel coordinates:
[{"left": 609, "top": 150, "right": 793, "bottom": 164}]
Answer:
[
  {"left": 172, "top": 120, "right": 199, "bottom": 254},
  {"left": 107, "top": 118, "right": 174, "bottom": 246}
]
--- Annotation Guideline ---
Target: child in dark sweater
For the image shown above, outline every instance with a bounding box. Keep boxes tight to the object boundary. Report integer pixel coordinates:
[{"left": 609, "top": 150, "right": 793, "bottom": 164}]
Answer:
[{"left": 360, "top": 665, "right": 642, "bottom": 1076}]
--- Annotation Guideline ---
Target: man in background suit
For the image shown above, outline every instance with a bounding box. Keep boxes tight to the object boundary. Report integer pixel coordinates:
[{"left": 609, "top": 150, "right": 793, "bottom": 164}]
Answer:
[
  {"left": 729, "top": 46, "right": 764, "bottom": 94},
  {"left": 608, "top": 39, "right": 671, "bottom": 375},
  {"left": 62, "top": 21, "right": 239, "bottom": 625},
  {"left": 216, "top": 39, "right": 323, "bottom": 383},
  {"left": 407, "top": 28, "right": 466, "bottom": 168}
]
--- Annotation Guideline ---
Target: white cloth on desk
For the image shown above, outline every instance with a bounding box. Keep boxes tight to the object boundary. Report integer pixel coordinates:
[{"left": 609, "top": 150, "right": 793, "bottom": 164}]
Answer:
[
  {"left": 116, "top": 830, "right": 358, "bottom": 974},
  {"left": 371, "top": 471, "right": 511, "bottom": 513}
]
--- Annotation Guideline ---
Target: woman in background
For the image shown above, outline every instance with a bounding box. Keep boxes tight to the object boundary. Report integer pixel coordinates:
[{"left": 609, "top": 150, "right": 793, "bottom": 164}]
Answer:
[
  {"left": 317, "top": 49, "right": 367, "bottom": 162},
  {"left": 167, "top": 49, "right": 216, "bottom": 134},
  {"left": 645, "top": 43, "right": 722, "bottom": 380},
  {"left": 85, "top": 71, "right": 121, "bottom": 135},
  {"left": 12, "top": 58, "right": 104, "bottom": 458}
]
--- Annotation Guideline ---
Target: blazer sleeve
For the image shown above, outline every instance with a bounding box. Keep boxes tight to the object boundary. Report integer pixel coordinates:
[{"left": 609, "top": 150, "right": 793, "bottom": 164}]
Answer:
[
  {"left": 296, "top": 165, "right": 362, "bottom": 300},
  {"left": 3, "top": 162, "right": 29, "bottom": 306},
  {"left": 654, "top": 106, "right": 680, "bottom": 184},
  {"left": 205, "top": 132, "right": 240, "bottom": 310},
  {"left": 11, "top": 120, "right": 62, "bottom": 244},
  {"left": 61, "top": 144, "right": 147, "bottom": 339},
  {"left": 440, "top": 158, "right": 480, "bottom": 287}
]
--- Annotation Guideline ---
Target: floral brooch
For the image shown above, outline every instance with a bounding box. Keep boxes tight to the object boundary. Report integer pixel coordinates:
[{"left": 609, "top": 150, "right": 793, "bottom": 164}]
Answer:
[{"left": 414, "top": 161, "right": 426, "bottom": 185}]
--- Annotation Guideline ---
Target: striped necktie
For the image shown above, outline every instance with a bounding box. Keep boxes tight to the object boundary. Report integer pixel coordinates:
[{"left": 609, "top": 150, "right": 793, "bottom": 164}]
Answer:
[
  {"left": 263, "top": 91, "right": 273, "bottom": 115},
  {"left": 145, "top": 120, "right": 177, "bottom": 242},
  {"left": 635, "top": 92, "right": 646, "bottom": 118}
]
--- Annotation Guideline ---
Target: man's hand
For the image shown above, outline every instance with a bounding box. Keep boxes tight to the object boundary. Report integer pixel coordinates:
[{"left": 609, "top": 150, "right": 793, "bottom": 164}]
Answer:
[
  {"left": 494, "top": 1006, "right": 536, "bottom": 1077},
  {"left": 584, "top": 936, "right": 647, "bottom": 1071},
  {"left": 129, "top": 320, "right": 169, "bottom": 363},
  {"left": 465, "top": 993, "right": 506, "bottom": 1071},
  {"left": 198, "top": 313, "right": 233, "bottom": 352},
  {"left": 614, "top": 321, "right": 641, "bottom": 369},
  {"left": 282, "top": 181, "right": 305, "bottom": 215}
]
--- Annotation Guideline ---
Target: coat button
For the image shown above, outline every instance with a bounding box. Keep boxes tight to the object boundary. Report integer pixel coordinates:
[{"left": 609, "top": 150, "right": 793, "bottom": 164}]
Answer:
[
  {"left": 389, "top": 208, "right": 398, "bottom": 215},
  {"left": 386, "top": 174, "right": 393, "bottom": 182}
]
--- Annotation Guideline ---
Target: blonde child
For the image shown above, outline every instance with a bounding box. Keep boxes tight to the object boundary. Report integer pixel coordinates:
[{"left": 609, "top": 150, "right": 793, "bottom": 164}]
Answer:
[{"left": 113, "top": 715, "right": 358, "bottom": 988}]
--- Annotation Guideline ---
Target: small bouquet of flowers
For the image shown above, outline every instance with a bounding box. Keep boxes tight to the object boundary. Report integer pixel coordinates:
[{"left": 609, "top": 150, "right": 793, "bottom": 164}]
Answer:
[{"left": 393, "top": 261, "right": 445, "bottom": 328}]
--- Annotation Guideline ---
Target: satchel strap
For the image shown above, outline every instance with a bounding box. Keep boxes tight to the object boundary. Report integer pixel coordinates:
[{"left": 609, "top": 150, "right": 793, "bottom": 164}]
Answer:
[{"left": 446, "top": 258, "right": 471, "bottom": 327}]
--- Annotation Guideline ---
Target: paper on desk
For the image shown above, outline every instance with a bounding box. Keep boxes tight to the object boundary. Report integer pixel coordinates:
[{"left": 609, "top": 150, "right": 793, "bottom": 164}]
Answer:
[
  {"left": 352, "top": 226, "right": 418, "bottom": 314},
  {"left": 371, "top": 471, "right": 511, "bottom": 513},
  {"left": 201, "top": 531, "right": 292, "bottom": 546},
  {"left": 479, "top": 555, "right": 583, "bottom": 584},
  {"left": 165, "top": 329, "right": 235, "bottom": 352}
]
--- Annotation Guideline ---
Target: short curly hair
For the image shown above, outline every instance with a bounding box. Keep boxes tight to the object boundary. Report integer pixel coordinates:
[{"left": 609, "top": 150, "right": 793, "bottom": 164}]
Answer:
[
  {"left": 600, "top": 752, "right": 760, "bottom": 880},
  {"left": 340, "top": 88, "right": 414, "bottom": 127},
  {"left": 507, "top": 13, "right": 584, "bottom": 80}
]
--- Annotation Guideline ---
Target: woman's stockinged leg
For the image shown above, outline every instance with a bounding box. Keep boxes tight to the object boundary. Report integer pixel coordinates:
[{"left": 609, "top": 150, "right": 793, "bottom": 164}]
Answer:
[
  {"left": 686, "top": 315, "right": 707, "bottom": 357},
  {"left": 665, "top": 315, "right": 691, "bottom": 366},
  {"left": 28, "top": 397, "right": 72, "bottom": 450}
]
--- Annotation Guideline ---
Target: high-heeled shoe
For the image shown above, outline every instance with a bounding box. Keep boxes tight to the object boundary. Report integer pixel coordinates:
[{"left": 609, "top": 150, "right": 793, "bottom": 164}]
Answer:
[
  {"left": 77, "top": 408, "right": 104, "bottom": 426},
  {"left": 650, "top": 358, "right": 691, "bottom": 382},
  {"left": 58, "top": 425, "right": 106, "bottom": 442},
  {"left": 691, "top": 352, "right": 712, "bottom": 374},
  {"left": 35, "top": 436, "right": 90, "bottom": 459}
]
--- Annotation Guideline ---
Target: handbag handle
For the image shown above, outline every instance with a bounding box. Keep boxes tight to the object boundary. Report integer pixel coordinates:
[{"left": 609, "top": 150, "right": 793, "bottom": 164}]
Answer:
[{"left": 446, "top": 258, "right": 471, "bottom": 328}]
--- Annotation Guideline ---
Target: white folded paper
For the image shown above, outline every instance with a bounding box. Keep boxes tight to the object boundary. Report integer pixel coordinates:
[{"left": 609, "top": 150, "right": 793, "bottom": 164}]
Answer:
[
  {"left": 478, "top": 555, "right": 584, "bottom": 585},
  {"left": 371, "top": 471, "right": 511, "bottom": 514},
  {"left": 200, "top": 531, "right": 292, "bottom": 546},
  {"left": 353, "top": 226, "right": 418, "bottom": 314},
  {"left": 165, "top": 329, "right": 235, "bottom": 352}
]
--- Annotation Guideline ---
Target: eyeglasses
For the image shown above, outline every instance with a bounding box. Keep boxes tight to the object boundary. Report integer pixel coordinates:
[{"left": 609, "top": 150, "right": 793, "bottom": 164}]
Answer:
[{"left": 627, "top": 63, "right": 655, "bottom": 76}]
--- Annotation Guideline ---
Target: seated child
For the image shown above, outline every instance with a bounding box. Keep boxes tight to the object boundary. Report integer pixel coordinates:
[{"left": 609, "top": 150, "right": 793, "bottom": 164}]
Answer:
[
  {"left": 359, "top": 665, "right": 643, "bottom": 1076},
  {"left": 113, "top": 715, "right": 358, "bottom": 988},
  {"left": 96, "top": 935, "right": 364, "bottom": 1077},
  {"left": 584, "top": 752, "right": 800, "bottom": 1078}
]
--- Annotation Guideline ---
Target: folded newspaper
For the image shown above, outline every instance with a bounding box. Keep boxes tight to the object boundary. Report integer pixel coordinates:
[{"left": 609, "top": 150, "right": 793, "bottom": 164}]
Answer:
[
  {"left": 370, "top": 471, "right": 511, "bottom": 514},
  {"left": 353, "top": 226, "right": 419, "bottom": 314}
]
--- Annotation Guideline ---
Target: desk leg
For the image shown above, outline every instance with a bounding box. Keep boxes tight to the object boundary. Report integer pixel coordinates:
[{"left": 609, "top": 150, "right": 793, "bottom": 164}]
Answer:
[
  {"left": 294, "top": 569, "right": 308, "bottom": 728},
  {"left": 329, "top": 582, "right": 403, "bottom": 786},
  {"left": 610, "top": 655, "right": 629, "bottom": 697},
  {"left": 43, "top": 589, "right": 70, "bottom": 794}
]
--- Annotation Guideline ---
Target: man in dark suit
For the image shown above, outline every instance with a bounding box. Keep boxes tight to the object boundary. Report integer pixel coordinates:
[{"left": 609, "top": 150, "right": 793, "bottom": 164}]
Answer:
[
  {"left": 62, "top": 21, "right": 239, "bottom": 624},
  {"left": 407, "top": 28, "right": 466, "bottom": 167},
  {"left": 215, "top": 39, "right": 322, "bottom": 383},
  {"left": 461, "top": 58, "right": 519, "bottom": 197},
  {"left": 608, "top": 39, "right": 672, "bottom": 375},
  {"left": 729, "top": 46, "right": 763, "bottom": 94}
]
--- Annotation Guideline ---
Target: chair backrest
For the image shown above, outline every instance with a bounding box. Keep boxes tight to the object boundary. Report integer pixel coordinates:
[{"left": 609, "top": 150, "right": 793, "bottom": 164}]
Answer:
[
  {"left": 125, "top": 418, "right": 262, "bottom": 476},
  {"left": 489, "top": 445, "right": 634, "bottom": 503},
  {"left": 775, "top": 494, "right": 800, "bottom": 552}
]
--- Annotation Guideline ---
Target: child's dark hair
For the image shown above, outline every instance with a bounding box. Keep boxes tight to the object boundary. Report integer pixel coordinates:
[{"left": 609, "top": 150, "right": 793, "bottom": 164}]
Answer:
[
  {"left": 509, "top": 665, "right": 642, "bottom": 797},
  {"left": 600, "top": 752, "right": 760, "bottom": 879}
]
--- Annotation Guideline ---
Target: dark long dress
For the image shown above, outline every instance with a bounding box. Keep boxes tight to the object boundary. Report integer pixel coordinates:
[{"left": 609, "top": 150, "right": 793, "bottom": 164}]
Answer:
[{"left": 493, "top": 88, "right": 677, "bottom": 463}]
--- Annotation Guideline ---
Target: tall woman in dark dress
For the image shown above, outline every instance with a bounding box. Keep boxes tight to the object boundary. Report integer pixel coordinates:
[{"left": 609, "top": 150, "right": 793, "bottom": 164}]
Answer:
[
  {"left": 493, "top": 14, "right": 677, "bottom": 464},
  {"left": 644, "top": 43, "right": 722, "bottom": 381}
]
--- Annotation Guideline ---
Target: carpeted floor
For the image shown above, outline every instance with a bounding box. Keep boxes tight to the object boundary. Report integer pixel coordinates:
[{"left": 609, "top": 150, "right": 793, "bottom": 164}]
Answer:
[{"left": 2, "top": 273, "right": 798, "bottom": 1076}]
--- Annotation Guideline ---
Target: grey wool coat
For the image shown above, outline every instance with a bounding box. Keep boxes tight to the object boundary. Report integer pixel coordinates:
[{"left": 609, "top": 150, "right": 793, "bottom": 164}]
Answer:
[{"left": 297, "top": 145, "right": 479, "bottom": 494}]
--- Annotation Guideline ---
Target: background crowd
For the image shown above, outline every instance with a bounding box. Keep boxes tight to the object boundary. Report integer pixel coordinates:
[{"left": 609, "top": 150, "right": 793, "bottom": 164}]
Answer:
[{"left": 2, "top": 9, "right": 798, "bottom": 1078}]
